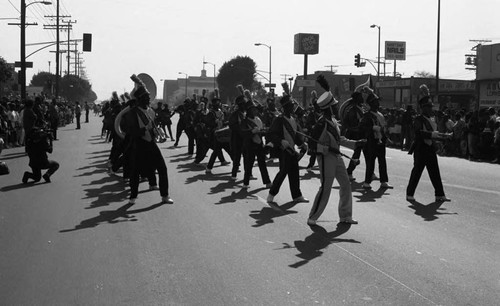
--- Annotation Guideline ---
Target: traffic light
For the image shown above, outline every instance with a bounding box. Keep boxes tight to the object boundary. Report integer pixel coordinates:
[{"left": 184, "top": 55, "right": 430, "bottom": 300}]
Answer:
[
  {"left": 354, "top": 53, "right": 361, "bottom": 67},
  {"left": 83, "top": 33, "right": 92, "bottom": 52}
]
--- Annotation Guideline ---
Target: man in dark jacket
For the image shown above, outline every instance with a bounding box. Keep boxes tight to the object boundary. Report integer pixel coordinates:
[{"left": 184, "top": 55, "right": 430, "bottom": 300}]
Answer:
[
  {"left": 265, "top": 94, "right": 309, "bottom": 204},
  {"left": 22, "top": 126, "right": 59, "bottom": 183},
  {"left": 406, "top": 86, "right": 451, "bottom": 203}
]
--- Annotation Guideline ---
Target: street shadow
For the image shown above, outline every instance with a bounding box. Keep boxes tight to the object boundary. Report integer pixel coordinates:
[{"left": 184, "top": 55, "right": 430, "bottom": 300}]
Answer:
[
  {"left": 185, "top": 172, "right": 227, "bottom": 185},
  {"left": 352, "top": 183, "right": 391, "bottom": 203},
  {"left": 300, "top": 170, "right": 321, "bottom": 181},
  {"left": 209, "top": 174, "right": 240, "bottom": 195},
  {"left": 86, "top": 149, "right": 111, "bottom": 155},
  {"left": 407, "top": 200, "right": 458, "bottom": 221},
  {"left": 249, "top": 201, "right": 299, "bottom": 227},
  {"left": 0, "top": 152, "right": 28, "bottom": 160},
  {"left": 0, "top": 181, "right": 48, "bottom": 192},
  {"left": 175, "top": 161, "right": 205, "bottom": 173},
  {"left": 278, "top": 223, "right": 361, "bottom": 268},
  {"left": 216, "top": 186, "right": 267, "bottom": 205},
  {"left": 87, "top": 154, "right": 110, "bottom": 160},
  {"left": 59, "top": 201, "right": 167, "bottom": 232},
  {"left": 82, "top": 180, "right": 129, "bottom": 209}
]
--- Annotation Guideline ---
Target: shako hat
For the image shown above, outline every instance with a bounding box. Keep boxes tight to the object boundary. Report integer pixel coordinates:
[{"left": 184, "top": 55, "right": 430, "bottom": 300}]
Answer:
[
  {"left": 316, "top": 74, "right": 338, "bottom": 109},
  {"left": 418, "top": 84, "right": 433, "bottom": 108}
]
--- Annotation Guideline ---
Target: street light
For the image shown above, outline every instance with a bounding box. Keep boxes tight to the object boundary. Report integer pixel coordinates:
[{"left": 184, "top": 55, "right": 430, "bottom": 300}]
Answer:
[
  {"left": 370, "top": 24, "right": 381, "bottom": 82},
  {"left": 178, "top": 72, "right": 188, "bottom": 97},
  {"left": 20, "top": 0, "right": 52, "bottom": 101},
  {"left": 254, "top": 42, "right": 272, "bottom": 91},
  {"left": 203, "top": 61, "right": 216, "bottom": 90}
]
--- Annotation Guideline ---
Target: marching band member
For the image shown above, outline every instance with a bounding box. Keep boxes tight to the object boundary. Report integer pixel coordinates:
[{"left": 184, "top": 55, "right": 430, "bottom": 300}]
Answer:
[
  {"left": 307, "top": 75, "right": 359, "bottom": 226},
  {"left": 240, "top": 96, "right": 271, "bottom": 188},
  {"left": 123, "top": 75, "right": 173, "bottom": 205},
  {"left": 266, "top": 84, "right": 309, "bottom": 204},
  {"left": 205, "top": 89, "right": 231, "bottom": 173},
  {"left": 228, "top": 85, "right": 247, "bottom": 180},
  {"left": 406, "top": 85, "right": 451, "bottom": 203},
  {"left": 360, "top": 92, "right": 393, "bottom": 190}
]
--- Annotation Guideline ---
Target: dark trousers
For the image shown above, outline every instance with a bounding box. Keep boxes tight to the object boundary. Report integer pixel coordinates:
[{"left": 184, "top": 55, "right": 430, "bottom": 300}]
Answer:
[
  {"left": 186, "top": 127, "right": 196, "bottom": 154},
  {"left": 306, "top": 154, "right": 316, "bottom": 169},
  {"left": 174, "top": 123, "right": 185, "bottom": 145},
  {"left": 160, "top": 124, "right": 174, "bottom": 140},
  {"left": 269, "top": 150, "right": 302, "bottom": 199},
  {"left": 207, "top": 141, "right": 229, "bottom": 169},
  {"left": 76, "top": 115, "right": 81, "bottom": 129},
  {"left": 243, "top": 143, "right": 271, "bottom": 185},
  {"left": 363, "top": 143, "right": 389, "bottom": 184},
  {"left": 25, "top": 160, "right": 59, "bottom": 182},
  {"left": 129, "top": 141, "right": 169, "bottom": 199},
  {"left": 85, "top": 111, "right": 89, "bottom": 123},
  {"left": 195, "top": 138, "right": 209, "bottom": 163},
  {"left": 406, "top": 145, "right": 445, "bottom": 197},
  {"left": 346, "top": 145, "right": 363, "bottom": 175},
  {"left": 230, "top": 140, "right": 243, "bottom": 177},
  {"left": 50, "top": 121, "right": 58, "bottom": 140}
]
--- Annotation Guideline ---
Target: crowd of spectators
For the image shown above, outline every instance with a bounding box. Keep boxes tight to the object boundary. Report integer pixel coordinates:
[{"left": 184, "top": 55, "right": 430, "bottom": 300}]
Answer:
[
  {"left": 0, "top": 95, "right": 75, "bottom": 152},
  {"left": 381, "top": 105, "right": 500, "bottom": 163}
]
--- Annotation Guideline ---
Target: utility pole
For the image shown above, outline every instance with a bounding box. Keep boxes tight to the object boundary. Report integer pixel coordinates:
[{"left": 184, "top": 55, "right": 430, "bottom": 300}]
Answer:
[
  {"left": 62, "top": 19, "right": 77, "bottom": 75},
  {"left": 44, "top": 0, "right": 71, "bottom": 97},
  {"left": 324, "top": 65, "right": 338, "bottom": 73},
  {"left": 7, "top": 1, "right": 38, "bottom": 101}
]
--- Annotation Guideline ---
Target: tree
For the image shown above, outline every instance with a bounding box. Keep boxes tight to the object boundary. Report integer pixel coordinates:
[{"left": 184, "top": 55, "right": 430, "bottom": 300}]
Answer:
[
  {"left": 217, "top": 56, "right": 257, "bottom": 103},
  {"left": 30, "top": 71, "right": 54, "bottom": 92},
  {"left": 413, "top": 70, "right": 435, "bottom": 78},
  {"left": 0, "top": 56, "right": 14, "bottom": 83},
  {"left": 60, "top": 74, "right": 97, "bottom": 102}
]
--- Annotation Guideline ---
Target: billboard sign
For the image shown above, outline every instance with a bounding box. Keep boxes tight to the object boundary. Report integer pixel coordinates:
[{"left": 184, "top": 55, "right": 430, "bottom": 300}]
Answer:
[
  {"left": 477, "top": 43, "right": 500, "bottom": 80},
  {"left": 385, "top": 41, "right": 406, "bottom": 61},
  {"left": 294, "top": 33, "right": 319, "bottom": 55}
]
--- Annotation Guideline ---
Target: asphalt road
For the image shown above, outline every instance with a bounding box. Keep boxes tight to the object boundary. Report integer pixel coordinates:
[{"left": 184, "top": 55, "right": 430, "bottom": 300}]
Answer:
[{"left": 0, "top": 114, "right": 499, "bottom": 305}]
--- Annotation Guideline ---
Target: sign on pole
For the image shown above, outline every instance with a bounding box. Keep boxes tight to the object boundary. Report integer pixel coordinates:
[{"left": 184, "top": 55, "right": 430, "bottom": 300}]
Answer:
[
  {"left": 385, "top": 41, "right": 406, "bottom": 61},
  {"left": 264, "top": 83, "right": 276, "bottom": 88},
  {"left": 296, "top": 79, "right": 316, "bottom": 87},
  {"left": 294, "top": 33, "right": 319, "bottom": 55}
]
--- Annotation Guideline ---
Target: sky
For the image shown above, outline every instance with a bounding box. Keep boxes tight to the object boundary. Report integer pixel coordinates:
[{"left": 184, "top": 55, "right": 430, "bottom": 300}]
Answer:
[{"left": 1, "top": 0, "right": 499, "bottom": 101}]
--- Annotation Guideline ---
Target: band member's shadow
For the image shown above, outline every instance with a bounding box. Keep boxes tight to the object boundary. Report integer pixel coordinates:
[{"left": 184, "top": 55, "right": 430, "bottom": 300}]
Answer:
[
  {"left": 185, "top": 172, "right": 228, "bottom": 185},
  {"left": 74, "top": 166, "right": 108, "bottom": 177},
  {"left": 59, "top": 201, "right": 166, "bottom": 232},
  {"left": 82, "top": 180, "right": 130, "bottom": 209},
  {"left": 87, "top": 154, "right": 110, "bottom": 160},
  {"left": 209, "top": 175, "right": 239, "bottom": 195},
  {"left": 407, "top": 200, "right": 458, "bottom": 221},
  {"left": 351, "top": 182, "right": 390, "bottom": 203},
  {"left": 301, "top": 170, "right": 320, "bottom": 181},
  {"left": 0, "top": 181, "right": 48, "bottom": 192},
  {"left": 279, "top": 223, "right": 361, "bottom": 268},
  {"left": 249, "top": 201, "right": 299, "bottom": 227},
  {"left": 86, "top": 149, "right": 111, "bottom": 155},
  {"left": 0, "top": 152, "right": 27, "bottom": 160},
  {"left": 175, "top": 162, "right": 205, "bottom": 173},
  {"left": 216, "top": 186, "right": 267, "bottom": 205}
]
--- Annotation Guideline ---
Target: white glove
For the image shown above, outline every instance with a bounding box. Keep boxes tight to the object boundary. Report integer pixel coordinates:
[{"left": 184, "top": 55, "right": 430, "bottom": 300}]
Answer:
[{"left": 431, "top": 131, "right": 440, "bottom": 138}]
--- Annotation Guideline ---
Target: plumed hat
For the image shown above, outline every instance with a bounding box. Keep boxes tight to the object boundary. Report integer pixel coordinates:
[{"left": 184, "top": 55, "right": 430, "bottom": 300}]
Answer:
[
  {"left": 418, "top": 84, "right": 433, "bottom": 108},
  {"left": 316, "top": 75, "right": 338, "bottom": 109},
  {"left": 280, "top": 82, "right": 294, "bottom": 108},
  {"left": 211, "top": 88, "right": 221, "bottom": 103},
  {"left": 130, "top": 74, "right": 150, "bottom": 99},
  {"left": 234, "top": 84, "right": 246, "bottom": 106},
  {"left": 200, "top": 89, "right": 208, "bottom": 102}
]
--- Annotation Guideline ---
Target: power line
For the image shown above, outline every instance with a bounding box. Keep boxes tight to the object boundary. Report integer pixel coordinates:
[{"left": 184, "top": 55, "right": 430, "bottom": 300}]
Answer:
[{"left": 7, "top": 0, "right": 20, "bottom": 14}]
